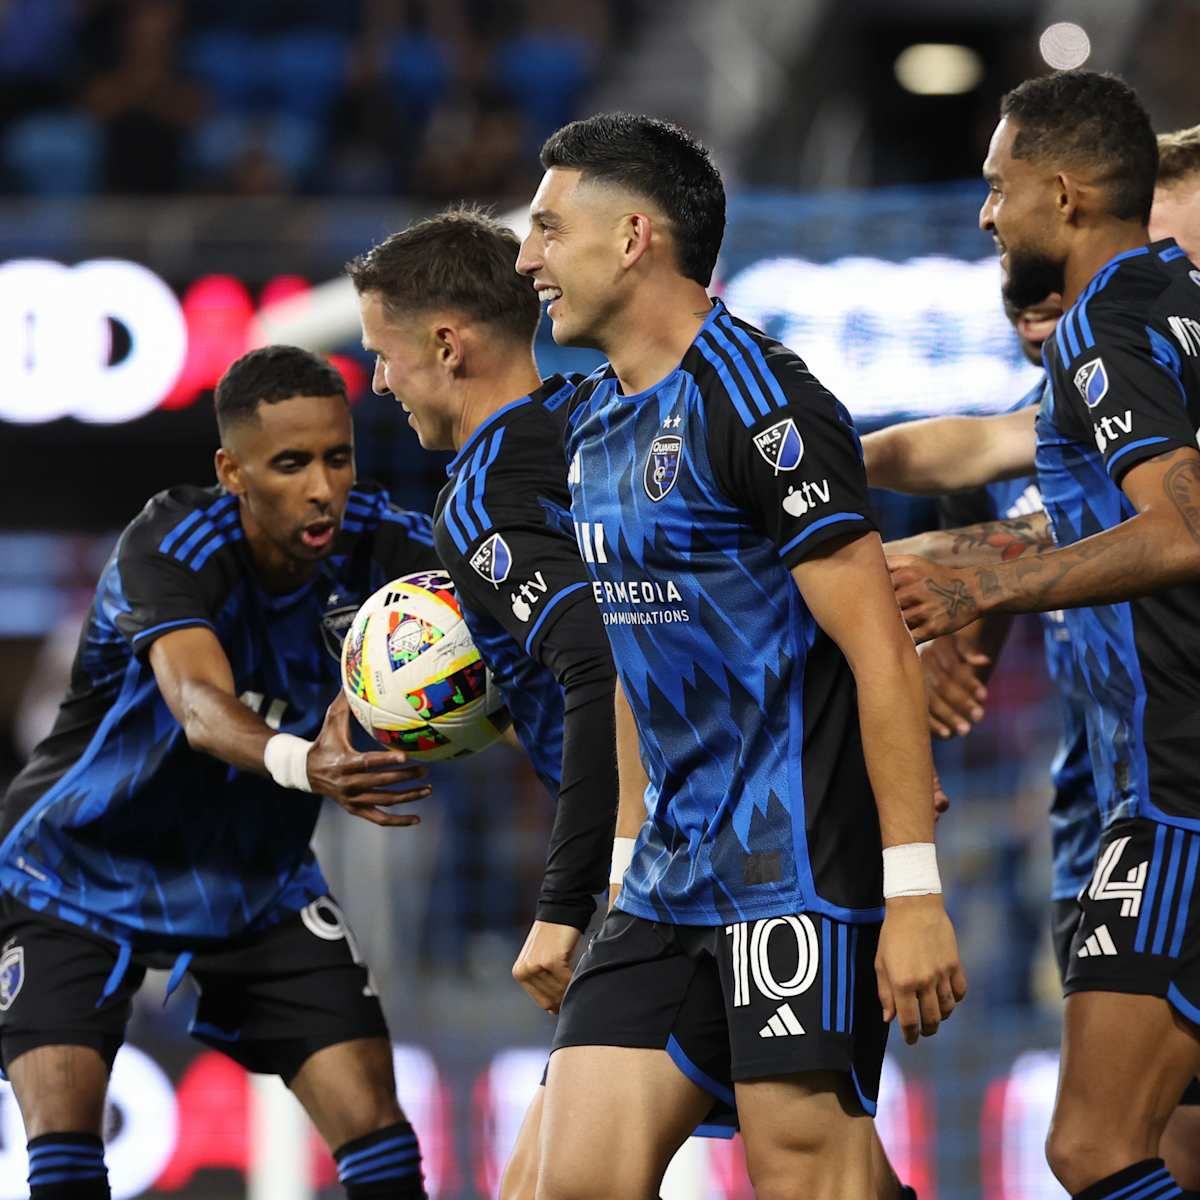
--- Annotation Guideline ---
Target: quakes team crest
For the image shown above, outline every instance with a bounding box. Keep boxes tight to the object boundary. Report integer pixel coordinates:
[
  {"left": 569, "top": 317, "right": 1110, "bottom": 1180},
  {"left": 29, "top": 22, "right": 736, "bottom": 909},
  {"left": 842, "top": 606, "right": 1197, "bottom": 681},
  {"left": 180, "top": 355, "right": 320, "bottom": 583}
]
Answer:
[
  {"left": 1074, "top": 358, "right": 1110, "bottom": 409},
  {"left": 469, "top": 532, "right": 512, "bottom": 586},
  {"left": 752, "top": 418, "right": 804, "bottom": 474},
  {"left": 644, "top": 435, "right": 682, "bottom": 501},
  {"left": 0, "top": 944, "right": 23, "bottom": 1011}
]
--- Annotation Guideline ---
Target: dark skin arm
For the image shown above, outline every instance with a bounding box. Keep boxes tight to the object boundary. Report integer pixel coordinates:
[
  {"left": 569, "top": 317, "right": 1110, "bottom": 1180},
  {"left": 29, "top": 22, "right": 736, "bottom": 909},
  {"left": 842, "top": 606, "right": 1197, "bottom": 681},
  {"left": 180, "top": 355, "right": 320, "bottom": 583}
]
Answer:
[
  {"left": 149, "top": 626, "right": 430, "bottom": 826},
  {"left": 890, "top": 447, "right": 1200, "bottom": 641}
]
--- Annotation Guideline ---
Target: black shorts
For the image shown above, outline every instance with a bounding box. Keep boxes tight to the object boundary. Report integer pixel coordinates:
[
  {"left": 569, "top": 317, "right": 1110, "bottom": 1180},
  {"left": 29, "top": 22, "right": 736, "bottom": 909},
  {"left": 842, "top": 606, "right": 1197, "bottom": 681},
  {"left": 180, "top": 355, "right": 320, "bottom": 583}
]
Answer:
[
  {"left": 0, "top": 893, "right": 388, "bottom": 1084},
  {"left": 1065, "top": 818, "right": 1200, "bottom": 1105},
  {"left": 553, "top": 908, "right": 887, "bottom": 1119},
  {"left": 1051, "top": 896, "right": 1082, "bottom": 984}
]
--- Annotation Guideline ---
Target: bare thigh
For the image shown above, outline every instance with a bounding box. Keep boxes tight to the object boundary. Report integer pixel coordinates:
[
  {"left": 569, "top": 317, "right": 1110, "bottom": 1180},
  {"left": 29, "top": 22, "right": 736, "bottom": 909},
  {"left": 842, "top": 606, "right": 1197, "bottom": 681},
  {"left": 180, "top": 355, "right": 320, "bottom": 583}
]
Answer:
[
  {"left": 736, "top": 1071, "right": 894, "bottom": 1200},
  {"left": 1047, "top": 992, "right": 1200, "bottom": 1193},
  {"left": 7, "top": 1045, "right": 109, "bottom": 1139},
  {"left": 500, "top": 1085, "right": 542, "bottom": 1200},
  {"left": 288, "top": 1036, "right": 405, "bottom": 1150},
  {"left": 536, "top": 1045, "right": 714, "bottom": 1200}
]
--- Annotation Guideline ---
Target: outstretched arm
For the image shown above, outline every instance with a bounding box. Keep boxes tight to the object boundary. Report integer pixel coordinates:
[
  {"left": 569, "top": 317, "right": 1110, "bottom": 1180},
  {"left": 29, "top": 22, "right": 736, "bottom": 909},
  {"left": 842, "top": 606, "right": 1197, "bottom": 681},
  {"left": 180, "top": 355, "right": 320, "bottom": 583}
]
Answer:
[
  {"left": 792, "top": 531, "right": 967, "bottom": 1044},
  {"left": 887, "top": 510, "right": 1054, "bottom": 566},
  {"left": 891, "top": 447, "right": 1200, "bottom": 640},
  {"left": 149, "top": 626, "right": 428, "bottom": 823},
  {"left": 862, "top": 407, "right": 1037, "bottom": 495}
]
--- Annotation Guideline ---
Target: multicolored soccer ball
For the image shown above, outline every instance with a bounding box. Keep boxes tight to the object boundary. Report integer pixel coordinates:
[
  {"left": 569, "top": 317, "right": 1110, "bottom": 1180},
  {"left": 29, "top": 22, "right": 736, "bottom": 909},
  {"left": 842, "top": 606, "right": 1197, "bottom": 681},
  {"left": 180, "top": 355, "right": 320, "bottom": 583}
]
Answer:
[{"left": 340, "top": 570, "right": 509, "bottom": 761}]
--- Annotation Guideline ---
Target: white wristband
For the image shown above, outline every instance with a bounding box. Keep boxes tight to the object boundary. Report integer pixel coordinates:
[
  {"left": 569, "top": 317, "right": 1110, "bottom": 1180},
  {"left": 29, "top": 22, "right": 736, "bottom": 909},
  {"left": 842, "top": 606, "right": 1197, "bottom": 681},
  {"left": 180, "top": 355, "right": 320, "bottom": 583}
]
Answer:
[
  {"left": 610, "top": 837, "right": 636, "bottom": 886},
  {"left": 264, "top": 734, "right": 315, "bottom": 793},
  {"left": 882, "top": 843, "right": 942, "bottom": 898}
]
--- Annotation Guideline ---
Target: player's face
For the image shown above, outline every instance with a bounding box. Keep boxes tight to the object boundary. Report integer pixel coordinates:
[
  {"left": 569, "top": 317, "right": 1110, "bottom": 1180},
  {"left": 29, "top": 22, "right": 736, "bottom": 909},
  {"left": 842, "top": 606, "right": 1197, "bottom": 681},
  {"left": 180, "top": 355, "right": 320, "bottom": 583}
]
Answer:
[
  {"left": 219, "top": 393, "right": 356, "bottom": 565},
  {"left": 980, "top": 117, "right": 1066, "bottom": 310},
  {"left": 1151, "top": 181, "right": 1200, "bottom": 266},
  {"left": 359, "top": 292, "right": 457, "bottom": 450},
  {"left": 517, "top": 168, "right": 623, "bottom": 348}
]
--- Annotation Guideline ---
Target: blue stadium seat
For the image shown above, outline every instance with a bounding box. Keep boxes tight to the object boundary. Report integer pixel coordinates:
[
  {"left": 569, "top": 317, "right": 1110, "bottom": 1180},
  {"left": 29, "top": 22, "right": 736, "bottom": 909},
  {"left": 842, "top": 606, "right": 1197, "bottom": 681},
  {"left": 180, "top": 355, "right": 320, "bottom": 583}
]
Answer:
[
  {"left": 3, "top": 112, "right": 100, "bottom": 195},
  {"left": 493, "top": 33, "right": 593, "bottom": 148},
  {"left": 266, "top": 32, "right": 349, "bottom": 122},
  {"left": 384, "top": 34, "right": 452, "bottom": 127}
]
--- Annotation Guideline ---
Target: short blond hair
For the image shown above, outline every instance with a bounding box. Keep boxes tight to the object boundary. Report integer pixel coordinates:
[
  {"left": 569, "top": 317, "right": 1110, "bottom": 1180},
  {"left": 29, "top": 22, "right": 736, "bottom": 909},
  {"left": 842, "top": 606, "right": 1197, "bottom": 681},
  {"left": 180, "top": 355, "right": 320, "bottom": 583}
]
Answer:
[{"left": 1157, "top": 125, "right": 1200, "bottom": 188}]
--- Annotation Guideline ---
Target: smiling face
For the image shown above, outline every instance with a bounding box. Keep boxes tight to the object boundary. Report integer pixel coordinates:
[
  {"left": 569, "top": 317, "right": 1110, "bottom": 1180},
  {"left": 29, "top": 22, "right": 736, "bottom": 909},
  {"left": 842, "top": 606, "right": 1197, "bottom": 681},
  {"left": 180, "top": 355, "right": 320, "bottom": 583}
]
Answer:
[
  {"left": 979, "top": 117, "right": 1069, "bottom": 310},
  {"left": 217, "top": 393, "right": 355, "bottom": 569},
  {"left": 516, "top": 167, "right": 630, "bottom": 348},
  {"left": 358, "top": 291, "right": 457, "bottom": 451},
  {"left": 1003, "top": 289, "right": 1063, "bottom": 365}
]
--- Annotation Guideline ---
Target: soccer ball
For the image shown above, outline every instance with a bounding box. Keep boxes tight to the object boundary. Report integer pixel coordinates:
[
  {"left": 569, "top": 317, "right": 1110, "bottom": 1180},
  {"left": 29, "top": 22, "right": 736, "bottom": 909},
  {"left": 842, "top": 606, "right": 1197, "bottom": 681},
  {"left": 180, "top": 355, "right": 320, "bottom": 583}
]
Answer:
[{"left": 340, "top": 570, "right": 509, "bottom": 761}]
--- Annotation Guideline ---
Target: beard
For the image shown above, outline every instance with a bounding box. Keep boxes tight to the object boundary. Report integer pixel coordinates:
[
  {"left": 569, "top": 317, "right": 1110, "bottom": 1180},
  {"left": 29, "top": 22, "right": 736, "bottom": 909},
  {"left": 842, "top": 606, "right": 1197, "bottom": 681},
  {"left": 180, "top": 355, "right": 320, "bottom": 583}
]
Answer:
[{"left": 1002, "top": 248, "right": 1064, "bottom": 311}]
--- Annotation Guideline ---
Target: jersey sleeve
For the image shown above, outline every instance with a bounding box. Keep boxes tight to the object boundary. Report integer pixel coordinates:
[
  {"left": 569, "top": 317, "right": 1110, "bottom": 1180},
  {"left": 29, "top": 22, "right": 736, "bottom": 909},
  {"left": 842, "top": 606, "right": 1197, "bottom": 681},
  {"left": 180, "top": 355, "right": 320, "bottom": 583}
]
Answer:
[
  {"left": 447, "top": 509, "right": 618, "bottom": 929},
  {"left": 365, "top": 502, "right": 441, "bottom": 577},
  {"left": 706, "top": 348, "right": 877, "bottom": 567},
  {"left": 1050, "top": 306, "right": 1197, "bottom": 484},
  {"left": 105, "top": 517, "right": 220, "bottom": 657}
]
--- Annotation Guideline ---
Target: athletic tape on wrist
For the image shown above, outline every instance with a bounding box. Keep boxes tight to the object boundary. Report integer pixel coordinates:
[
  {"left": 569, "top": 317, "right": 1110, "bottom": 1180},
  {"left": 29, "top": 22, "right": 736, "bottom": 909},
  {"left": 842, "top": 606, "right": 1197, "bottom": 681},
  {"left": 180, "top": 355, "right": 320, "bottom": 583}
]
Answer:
[
  {"left": 882, "top": 842, "right": 942, "bottom": 898},
  {"left": 264, "top": 733, "right": 314, "bottom": 793},
  {"left": 610, "top": 837, "right": 636, "bottom": 886}
]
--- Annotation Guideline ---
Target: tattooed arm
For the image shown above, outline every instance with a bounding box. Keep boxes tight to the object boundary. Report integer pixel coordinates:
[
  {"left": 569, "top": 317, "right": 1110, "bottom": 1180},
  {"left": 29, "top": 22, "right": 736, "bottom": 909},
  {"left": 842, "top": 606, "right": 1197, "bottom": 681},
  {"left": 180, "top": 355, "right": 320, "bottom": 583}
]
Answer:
[
  {"left": 889, "top": 448, "right": 1200, "bottom": 641},
  {"left": 862, "top": 407, "right": 1037, "bottom": 495},
  {"left": 887, "top": 511, "right": 1054, "bottom": 566}
]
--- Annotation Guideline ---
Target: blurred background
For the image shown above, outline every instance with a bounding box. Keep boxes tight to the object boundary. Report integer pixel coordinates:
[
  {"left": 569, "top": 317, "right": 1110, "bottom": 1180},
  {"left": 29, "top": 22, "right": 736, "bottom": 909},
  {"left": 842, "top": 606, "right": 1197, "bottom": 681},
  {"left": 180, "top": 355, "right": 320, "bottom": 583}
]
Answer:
[{"left": 0, "top": 0, "right": 1196, "bottom": 1196}]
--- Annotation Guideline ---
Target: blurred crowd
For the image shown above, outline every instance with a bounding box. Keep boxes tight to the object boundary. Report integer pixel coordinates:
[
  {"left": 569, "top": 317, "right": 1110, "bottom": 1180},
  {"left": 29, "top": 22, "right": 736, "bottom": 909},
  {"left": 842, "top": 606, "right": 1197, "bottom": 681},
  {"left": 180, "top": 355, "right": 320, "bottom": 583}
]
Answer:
[{"left": 0, "top": 0, "right": 625, "bottom": 200}]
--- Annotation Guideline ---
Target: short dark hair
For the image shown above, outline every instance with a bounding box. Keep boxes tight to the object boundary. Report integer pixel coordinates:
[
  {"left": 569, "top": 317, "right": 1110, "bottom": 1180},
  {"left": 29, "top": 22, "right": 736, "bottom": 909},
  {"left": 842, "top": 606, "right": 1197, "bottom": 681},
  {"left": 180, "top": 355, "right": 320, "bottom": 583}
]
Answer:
[
  {"left": 345, "top": 206, "right": 540, "bottom": 344},
  {"left": 1157, "top": 125, "right": 1200, "bottom": 189},
  {"left": 1000, "top": 71, "right": 1158, "bottom": 223},
  {"left": 540, "top": 113, "right": 726, "bottom": 288},
  {"left": 215, "top": 345, "right": 347, "bottom": 435}
]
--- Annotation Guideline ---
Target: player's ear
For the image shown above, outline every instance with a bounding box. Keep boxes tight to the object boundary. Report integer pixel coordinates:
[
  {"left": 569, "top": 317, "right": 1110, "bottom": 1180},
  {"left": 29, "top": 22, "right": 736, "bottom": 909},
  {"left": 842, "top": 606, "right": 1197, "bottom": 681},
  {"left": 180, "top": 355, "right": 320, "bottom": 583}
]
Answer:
[
  {"left": 215, "top": 446, "right": 244, "bottom": 496},
  {"left": 619, "top": 212, "right": 653, "bottom": 270},
  {"left": 1055, "top": 171, "right": 1081, "bottom": 224},
  {"left": 433, "top": 323, "right": 464, "bottom": 374}
]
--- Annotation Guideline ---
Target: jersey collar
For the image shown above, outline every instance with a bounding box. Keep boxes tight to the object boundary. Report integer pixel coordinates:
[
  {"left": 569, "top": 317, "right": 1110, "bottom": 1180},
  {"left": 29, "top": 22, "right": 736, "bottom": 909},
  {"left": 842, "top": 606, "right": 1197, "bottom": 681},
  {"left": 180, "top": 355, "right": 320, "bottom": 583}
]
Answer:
[
  {"left": 445, "top": 374, "right": 566, "bottom": 478},
  {"left": 600, "top": 297, "right": 727, "bottom": 401}
]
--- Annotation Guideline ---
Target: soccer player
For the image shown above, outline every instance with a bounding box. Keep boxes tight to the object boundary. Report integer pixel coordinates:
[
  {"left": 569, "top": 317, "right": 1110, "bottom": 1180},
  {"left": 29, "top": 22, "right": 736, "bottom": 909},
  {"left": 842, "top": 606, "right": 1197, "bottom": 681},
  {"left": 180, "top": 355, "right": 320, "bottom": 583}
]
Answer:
[
  {"left": 1153, "top": 125, "right": 1200, "bottom": 265},
  {"left": 516, "top": 113, "right": 965, "bottom": 1200},
  {"left": 883, "top": 72, "right": 1200, "bottom": 1199},
  {"left": 0, "top": 346, "right": 436, "bottom": 1200},
  {"left": 347, "top": 209, "right": 631, "bottom": 1198}
]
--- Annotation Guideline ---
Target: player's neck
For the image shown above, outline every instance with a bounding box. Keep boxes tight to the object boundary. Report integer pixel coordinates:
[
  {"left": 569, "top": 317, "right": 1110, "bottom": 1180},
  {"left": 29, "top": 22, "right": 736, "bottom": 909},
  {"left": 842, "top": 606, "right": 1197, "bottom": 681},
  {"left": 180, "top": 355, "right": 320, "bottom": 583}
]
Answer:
[
  {"left": 240, "top": 511, "right": 319, "bottom": 594},
  {"left": 605, "top": 279, "right": 713, "bottom": 396},
  {"left": 1062, "top": 222, "right": 1151, "bottom": 307},
  {"left": 451, "top": 355, "right": 544, "bottom": 452}
]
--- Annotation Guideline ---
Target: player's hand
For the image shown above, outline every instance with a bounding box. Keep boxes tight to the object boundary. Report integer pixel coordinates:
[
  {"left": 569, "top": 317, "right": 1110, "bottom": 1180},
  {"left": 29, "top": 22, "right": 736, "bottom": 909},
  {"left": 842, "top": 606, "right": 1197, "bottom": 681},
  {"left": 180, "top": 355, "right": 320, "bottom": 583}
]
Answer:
[
  {"left": 918, "top": 634, "right": 990, "bottom": 738},
  {"left": 932, "top": 768, "right": 950, "bottom": 822},
  {"left": 888, "top": 556, "right": 984, "bottom": 643},
  {"left": 307, "top": 693, "right": 430, "bottom": 827},
  {"left": 512, "top": 920, "right": 581, "bottom": 1014},
  {"left": 875, "top": 894, "right": 967, "bottom": 1045}
]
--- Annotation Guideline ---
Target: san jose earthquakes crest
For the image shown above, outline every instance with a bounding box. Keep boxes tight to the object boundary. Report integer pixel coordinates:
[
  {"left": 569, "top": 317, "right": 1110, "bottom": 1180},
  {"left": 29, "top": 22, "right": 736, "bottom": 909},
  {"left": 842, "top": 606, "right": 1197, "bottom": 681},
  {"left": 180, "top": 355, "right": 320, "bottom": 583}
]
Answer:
[
  {"left": 644, "top": 435, "right": 683, "bottom": 502},
  {"left": 470, "top": 532, "right": 512, "bottom": 586},
  {"left": 0, "top": 944, "right": 23, "bottom": 1011},
  {"left": 752, "top": 418, "right": 804, "bottom": 474}
]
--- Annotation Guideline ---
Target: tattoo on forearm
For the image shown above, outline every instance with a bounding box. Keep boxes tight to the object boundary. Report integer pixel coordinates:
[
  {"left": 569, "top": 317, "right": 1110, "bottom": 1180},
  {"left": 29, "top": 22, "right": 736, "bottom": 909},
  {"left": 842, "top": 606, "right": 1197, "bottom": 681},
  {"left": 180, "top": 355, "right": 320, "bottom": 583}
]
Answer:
[
  {"left": 928, "top": 578, "right": 977, "bottom": 619},
  {"left": 949, "top": 513, "right": 1054, "bottom": 562},
  {"left": 975, "top": 568, "right": 1001, "bottom": 597},
  {"left": 1165, "top": 458, "right": 1200, "bottom": 547}
]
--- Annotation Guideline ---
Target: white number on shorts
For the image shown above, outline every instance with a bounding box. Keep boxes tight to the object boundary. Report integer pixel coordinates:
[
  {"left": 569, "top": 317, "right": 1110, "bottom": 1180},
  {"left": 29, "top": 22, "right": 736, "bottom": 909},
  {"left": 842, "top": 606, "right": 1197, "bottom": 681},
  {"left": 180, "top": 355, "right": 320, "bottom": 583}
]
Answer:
[{"left": 725, "top": 915, "right": 820, "bottom": 1007}]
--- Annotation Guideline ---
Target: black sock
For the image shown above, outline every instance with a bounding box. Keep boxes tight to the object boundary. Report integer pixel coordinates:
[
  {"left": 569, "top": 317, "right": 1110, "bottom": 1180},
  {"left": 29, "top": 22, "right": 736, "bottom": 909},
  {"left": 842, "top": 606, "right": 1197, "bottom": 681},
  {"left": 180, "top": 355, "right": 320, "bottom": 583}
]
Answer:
[
  {"left": 1072, "top": 1158, "right": 1188, "bottom": 1199},
  {"left": 27, "top": 1133, "right": 109, "bottom": 1199},
  {"left": 334, "top": 1121, "right": 425, "bottom": 1199}
]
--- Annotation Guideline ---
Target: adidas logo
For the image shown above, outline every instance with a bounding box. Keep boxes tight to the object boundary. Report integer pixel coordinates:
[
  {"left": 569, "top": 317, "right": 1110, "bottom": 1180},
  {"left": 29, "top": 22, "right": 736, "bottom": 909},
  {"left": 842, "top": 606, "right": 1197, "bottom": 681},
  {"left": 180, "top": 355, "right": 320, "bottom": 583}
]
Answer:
[
  {"left": 1077, "top": 924, "right": 1119, "bottom": 958},
  {"left": 758, "top": 1003, "right": 805, "bottom": 1039}
]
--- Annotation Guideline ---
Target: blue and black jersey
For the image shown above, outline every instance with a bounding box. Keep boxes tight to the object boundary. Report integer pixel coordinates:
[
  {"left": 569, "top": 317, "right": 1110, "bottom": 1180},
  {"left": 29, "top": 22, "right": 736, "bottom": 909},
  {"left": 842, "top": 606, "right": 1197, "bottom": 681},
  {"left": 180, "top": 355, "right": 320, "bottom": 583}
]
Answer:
[
  {"left": 940, "top": 379, "right": 1100, "bottom": 901},
  {"left": 1037, "top": 238, "right": 1200, "bottom": 830},
  {"left": 564, "top": 299, "right": 883, "bottom": 927},
  {"left": 433, "top": 376, "right": 618, "bottom": 930},
  {"left": 0, "top": 483, "right": 437, "bottom": 948}
]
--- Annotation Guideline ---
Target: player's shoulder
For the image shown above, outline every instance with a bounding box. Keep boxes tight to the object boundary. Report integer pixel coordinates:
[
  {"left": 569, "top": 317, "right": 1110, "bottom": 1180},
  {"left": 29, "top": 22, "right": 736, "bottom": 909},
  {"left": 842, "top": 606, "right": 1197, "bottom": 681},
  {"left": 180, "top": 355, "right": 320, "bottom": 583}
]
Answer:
[
  {"left": 563, "top": 364, "right": 614, "bottom": 429},
  {"left": 119, "top": 484, "right": 242, "bottom": 575},
  {"left": 340, "top": 481, "right": 434, "bottom": 555}
]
